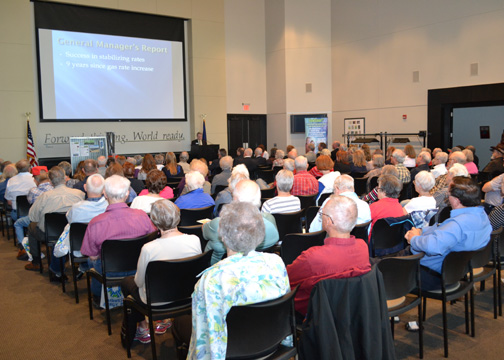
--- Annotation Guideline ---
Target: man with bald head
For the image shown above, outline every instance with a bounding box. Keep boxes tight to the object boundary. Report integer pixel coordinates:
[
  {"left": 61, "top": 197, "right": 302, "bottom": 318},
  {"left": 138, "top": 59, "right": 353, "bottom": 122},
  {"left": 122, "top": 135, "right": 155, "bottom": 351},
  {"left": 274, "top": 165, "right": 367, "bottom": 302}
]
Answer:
[
  {"left": 233, "top": 148, "right": 258, "bottom": 178},
  {"left": 287, "top": 195, "right": 371, "bottom": 315},
  {"left": 203, "top": 179, "right": 279, "bottom": 264}
]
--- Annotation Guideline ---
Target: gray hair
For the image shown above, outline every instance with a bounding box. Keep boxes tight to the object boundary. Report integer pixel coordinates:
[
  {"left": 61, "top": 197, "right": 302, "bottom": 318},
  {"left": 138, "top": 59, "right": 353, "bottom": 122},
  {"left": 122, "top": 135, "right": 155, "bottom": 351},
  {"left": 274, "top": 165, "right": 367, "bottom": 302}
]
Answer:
[
  {"left": 275, "top": 150, "right": 285, "bottom": 159},
  {"left": 190, "top": 159, "right": 209, "bottom": 177},
  {"left": 392, "top": 149, "right": 406, "bottom": 163},
  {"left": 323, "top": 195, "right": 357, "bottom": 233},
  {"left": 414, "top": 171, "right": 435, "bottom": 192},
  {"left": 276, "top": 170, "right": 294, "bottom": 192},
  {"left": 321, "top": 148, "right": 331, "bottom": 156},
  {"left": 418, "top": 151, "right": 431, "bottom": 164},
  {"left": 381, "top": 164, "right": 399, "bottom": 177},
  {"left": 308, "top": 143, "right": 315, "bottom": 151},
  {"left": 378, "top": 174, "right": 402, "bottom": 199},
  {"left": 3, "top": 164, "right": 17, "bottom": 179},
  {"left": 244, "top": 148, "right": 253, "bottom": 157},
  {"left": 228, "top": 171, "right": 249, "bottom": 192},
  {"left": 150, "top": 199, "right": 180, "bottom": 230},
  {"left": 435, "top": 151, "right": 448, "bottom": 164},
  {"left": 58, "top": 161, "right": 72, "bottom": 177},
  {"left": 432, "top": 148, "right": 442, "bottom": 157},
  {"left": 218, "top": 201, "right": 265, "bottom": 255},
  {"left": 126, "top": 157, "right": 136, "bottom": 166},
  {"left": 448, "top": 163, "right": 469, "bottom": 178},
  {"left": 334, "top": 174, "right": 354, "bottom": 192},
  {"left": 231, "top": 164, "right": 249, "bottom": 177},
  {"left": 97, "top": 156, "right": 107, "bottom": 166},
  {"left": 255, "top": 147, "right": 263, "bottom": 156},
  {"left": 86, "top": 174, "right": 105, "bottom": 196},
  {"left": 232, "top": 179, "right": 261, "bottom": 208},
  {"left": 83, "top": 159, "right": 98, "bottom": 175},
  {"left": 283, "top": 159, "right": 295, "bottom": 171},
  {"left": 16, "top": 159, "right": 31, "bottom": 173},
  {"left": 49, "top": 166, "right": 66, "bottom": 186},
  {"left": 219, "top": 156, "right": 233, "bottom": 171},
  {"left": 185, "top": 171, "right": 205, "bottom": 191},
  {"left": 134, "top": 155, "right": 143, "bottom": 165},
  {"left": 450, "top": 151, "right": 466, "bottom": 164},
  {"left": 154, "top": 154, "right": 165, "bottom": 165},
  {"left": 462, "top": 149, "right": 474, "bottom": 162},
  {"left": 372, "top": 154, "right": 384, "bottom": 168},
  {"left": 104, "top": 175, "right": 130, "bottom": 201},
  {"left": 295, "top": 156, "right": 308, "bottom": 171},
  {"left": 179, "top": 152, "right": 189, "bottom": 162}
]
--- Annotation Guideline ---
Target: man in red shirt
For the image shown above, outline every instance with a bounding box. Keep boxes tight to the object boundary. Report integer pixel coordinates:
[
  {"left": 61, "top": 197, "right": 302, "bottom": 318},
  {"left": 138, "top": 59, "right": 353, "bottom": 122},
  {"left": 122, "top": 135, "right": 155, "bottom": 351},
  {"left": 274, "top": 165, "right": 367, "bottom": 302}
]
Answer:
[
  {"left": 291, "top": 156, "right": 318, "bottom": 196},
  {"left": 287, "top": 195, "right": 371, "bottom": 315}
]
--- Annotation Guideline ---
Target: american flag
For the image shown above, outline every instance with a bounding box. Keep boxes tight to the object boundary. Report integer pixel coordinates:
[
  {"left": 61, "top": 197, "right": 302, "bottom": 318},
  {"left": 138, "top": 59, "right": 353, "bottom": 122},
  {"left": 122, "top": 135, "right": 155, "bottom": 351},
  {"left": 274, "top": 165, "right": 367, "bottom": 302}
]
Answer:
[{"left": 27, "top": 120, "right": 39, "bottom": 167}]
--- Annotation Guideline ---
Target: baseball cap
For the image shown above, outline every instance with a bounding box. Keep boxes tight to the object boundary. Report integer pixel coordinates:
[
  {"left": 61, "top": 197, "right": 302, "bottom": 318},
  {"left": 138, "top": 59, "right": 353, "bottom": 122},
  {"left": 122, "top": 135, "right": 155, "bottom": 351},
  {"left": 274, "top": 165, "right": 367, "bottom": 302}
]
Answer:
[{"left": 32, "top": 166, "right": 48, "bottom": 176}]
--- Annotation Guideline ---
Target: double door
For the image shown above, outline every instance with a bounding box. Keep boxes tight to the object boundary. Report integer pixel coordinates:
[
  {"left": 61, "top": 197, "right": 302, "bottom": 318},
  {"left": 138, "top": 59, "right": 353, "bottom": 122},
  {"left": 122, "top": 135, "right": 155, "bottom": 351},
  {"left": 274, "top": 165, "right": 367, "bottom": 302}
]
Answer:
[{"left": 227, "top": 114, "right": 267, "bottom": 156}]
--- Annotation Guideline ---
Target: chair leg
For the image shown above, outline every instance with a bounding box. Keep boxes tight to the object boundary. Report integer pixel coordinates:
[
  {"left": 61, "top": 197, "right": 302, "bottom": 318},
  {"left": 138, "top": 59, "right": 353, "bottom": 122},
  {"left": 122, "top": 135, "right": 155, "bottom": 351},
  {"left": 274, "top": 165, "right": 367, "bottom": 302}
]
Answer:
[
  {"left": 422, "top": 297, "right": 427, "bottom": 321},
  {"left": 470, "top": 287, "right": 475, "bottom": 337},
  {"left": 464, "top": 293, "right": 469, "bottom": 335},
  {"left": 124, "top": 305, "right": 132, "bottom": 358},
  {"left": 442, "top": 300, "right": 448, "bottom": 358},
  {"left": 87, "top": 273, "right": 94, "bottom": 320},
  {"left": 480, "top": 280, "right": 485, "bottom": 292},
  {"left": 390, "top": 317, "right": 394, "bottom": 338},
  {"left": 37, "top": 241, "right": 43, "bottom": 274},
  {"left": 418, "top": 301, "right": 424, "bottom": 359},
  {"left": 499, "top": 263, "right": 502, "bottom": 316},
  {"left": 60, "top": 257, "right": 66, "bottom": 293},
  {"left": 72, "top": 261, "right": 79, "bottom": 304},
  {"left": 493, "top": 272, "right": 497, "bottom": 319},
  {"left": 149, "top": 316, "right": 157, "bottom": 360},
  {"left": 45, "top": 242, "right": 52, "bottom": 277},
  {"left": 104, "top": 284, "right": 112, "bottom": 336}
]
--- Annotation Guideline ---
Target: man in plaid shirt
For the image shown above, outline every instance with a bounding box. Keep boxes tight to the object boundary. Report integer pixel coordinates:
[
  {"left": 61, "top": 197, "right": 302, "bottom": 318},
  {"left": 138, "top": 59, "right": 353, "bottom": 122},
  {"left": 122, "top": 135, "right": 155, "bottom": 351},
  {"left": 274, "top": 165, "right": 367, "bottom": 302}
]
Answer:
[
  {"left": 291, "top": 156, "right": 318, "bottom": 196},
  {"left": 391, "top": 149, "right": 411, "bottom": 184}
]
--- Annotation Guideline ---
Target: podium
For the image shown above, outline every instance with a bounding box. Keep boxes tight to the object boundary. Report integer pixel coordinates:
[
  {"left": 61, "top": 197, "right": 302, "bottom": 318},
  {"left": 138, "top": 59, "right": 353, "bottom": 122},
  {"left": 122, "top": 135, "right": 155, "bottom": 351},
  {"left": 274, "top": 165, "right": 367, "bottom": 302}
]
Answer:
[{"left": 191, "top": 144, "right": 219, "bottom": 163}]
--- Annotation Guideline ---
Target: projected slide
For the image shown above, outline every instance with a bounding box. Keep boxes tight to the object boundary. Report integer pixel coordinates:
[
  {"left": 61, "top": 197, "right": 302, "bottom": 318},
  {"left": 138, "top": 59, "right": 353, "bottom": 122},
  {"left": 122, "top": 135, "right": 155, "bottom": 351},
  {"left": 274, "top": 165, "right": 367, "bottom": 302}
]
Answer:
[{"left": 39, "top": 29, "right": 185, "bottom": 120}]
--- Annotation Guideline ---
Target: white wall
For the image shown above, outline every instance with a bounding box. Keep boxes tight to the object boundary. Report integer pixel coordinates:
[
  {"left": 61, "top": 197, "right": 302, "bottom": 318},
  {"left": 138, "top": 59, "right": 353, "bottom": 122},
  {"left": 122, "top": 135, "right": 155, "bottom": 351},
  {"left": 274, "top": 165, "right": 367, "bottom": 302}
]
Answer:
[{"left": 0, "top": 0, "right": 227, "bottom": 161}]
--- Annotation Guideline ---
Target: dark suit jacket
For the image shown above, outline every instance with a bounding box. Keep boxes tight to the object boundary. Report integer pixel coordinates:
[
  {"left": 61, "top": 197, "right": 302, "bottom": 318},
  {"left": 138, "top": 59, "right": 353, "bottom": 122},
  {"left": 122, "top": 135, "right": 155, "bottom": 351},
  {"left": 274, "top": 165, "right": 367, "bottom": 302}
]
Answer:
[
  {"left": 255, "top": 156, "right": 267, "bottom": 167},
  {"left": 409, "top": 163, "right": 430, "bottom": 182},
  {"left": 234, "top": 157, "right": 258, "bottom": 178},
  {"left": 191, "top": 139, "right": 207, "bottom": 146}
]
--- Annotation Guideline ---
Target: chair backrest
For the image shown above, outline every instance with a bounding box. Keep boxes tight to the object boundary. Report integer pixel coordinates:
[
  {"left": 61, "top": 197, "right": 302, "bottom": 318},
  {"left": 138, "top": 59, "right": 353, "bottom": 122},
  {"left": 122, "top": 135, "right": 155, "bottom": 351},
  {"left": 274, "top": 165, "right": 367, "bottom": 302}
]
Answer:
[
  {"left": 179, "top": 206, "right": 214, "bottom": 226},
  {"left": 351, "top": 220, "right": 371, "bottom": 244},
  {"left": 369, "top": 176, "right": 379, "bottom": 192},
  {"left": 371, "top": 218, "right": 409, "bottom": 257},
  {"left": 101, "top": 231, "right": 158, "bottom": 274},
  {"left": 493, "top": 227, "right": 504, "bottom": 258},
  {"left": 280, "top": 231, "right": 326, "bottom": 266},
  {"left": 145, "top": 251, "right": 213, "bottom": 305},
  {"left": 442, "top": 250, "right": 478, "bottom": 285},
  {"left": 69, "top": 223, "right": 88, "bottom": 253},
  {"left": 44, "top": 213, "right": 69, "bottom": 243},
  {"left": 260, "top": 187, "right": 276, "bottom": 199},
  {"left": 272, "top": 166, "right": 283, "bottom": 177},
  {"left": 438, "top": 206, "right": 452, "bottom": 223},
  {"left": 256, "top": 169, "right": 275, "bottom": 183},
  {"left": 305, "top": 206, "right": 320, "bottom": 230},
  {"left": 178, "top": 224, "right": 206, "bottom": 252},
  {"left": 350, "top": 172, "right": 367, "bottom": 179},
  {"left": 378, "top": 253, "right": 424, "bottom": 300},
  {"left": 226, "top": 287, "right": 298, "bottom": 359},
  {"left": 213, "top": 185, "right": 228, "bottom": 197},
  {"left": 353, "top": 177, "right": 368, "bottom": 196},
  {"left": 272, "top": 210, "right": 304, "bottom": 240},
  {"left": 470, "top": 238, "right": 493, "bottom": 269},
  {"left": 317, "top": 192, "right": 331, "bottom": 206},
  {"left": 297, "top": 194, "right": 317, "bottom": 211},
  {"left": 398, "top": 181, "right": 412, "bottom": 201},
  {"left": 16, "top": 195, "right": 31, "bottom": 218}
]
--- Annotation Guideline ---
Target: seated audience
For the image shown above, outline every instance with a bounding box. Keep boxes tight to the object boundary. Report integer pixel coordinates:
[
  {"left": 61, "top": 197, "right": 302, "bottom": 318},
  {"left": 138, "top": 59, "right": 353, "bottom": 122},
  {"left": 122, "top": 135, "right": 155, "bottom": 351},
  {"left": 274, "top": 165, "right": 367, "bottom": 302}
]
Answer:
[
  {"left": 177, "top": 159, "right": 211, "bottom": 196},
  {"left": 288, "top": 195, "right": 371, "bottom": 315},
  {"left": 154, "top": 154, "right": 165, "bottom": 170},
  {"left": 288, "top": 148, "right": 298, "bottom": 160},
  {"left": 57, "top": 161, "right": 74, "bottom": 187},
  {"left": 364, "top": 154, "right": 384, "bottom": 180},
  {"left": 25, "top": 166, "right": 85, "bottom": 271},
  {"left": 369, "top": 174, "right": 404, "bottom": 234},
  {"left": 211, "top": 156, "right": 232, "bottom": 194},
  {"left": 174, "top": 171, "right": 215, "bottom": 210},
  {"left": 305, "top": 143, "right": 316, "bottom": 163},
  {"left": 162, "top": 152, "right": 184, "bottom": 179},
  {"left": 233, "top": 148, "right": 258, "bottom": 177},
  {"left": 73, "top": 159, "right": 98, "bottom": 193},
  {"left": 390, "top": 149, "right": 411, "bottom": 184},
  {"left": 431, "top": 151, "right": 466, "bottom": 194},
  {"left": 105, "top": 163, "right": 137, "bottom": 203},
  {"left": 130, "top": 170, "right": 167, "bottom": 213},
  {"left": 466, "top": 145, "right": 479, "bottom": 168},
  {"left": 350, "top": 149, "right": 368, "bottom": 175},
  {"left": 50, "top": 174, "right": 108, "bottom": 280},
  {"left": 334, "top": 150, "right": 351, "bottom": 174},
  {"left": 123, "top": 162, "right": 145, "bottom": 195},
  {"left": 0, "top": 163, "right": 17, "bottom": 203},
  {"left": 431, "top": 151, "right": 448, "bottom": 179},
  {"left": 410, "top": 151, "right": 431, "bottom": 181},
  {"left": 213, "top": 164, "right": 249, "bottom": 217},
  {"left": 261, "top": 170, "right": 301, "bottom": 214},
  {"left": 385, "top": 146, "right": 396, "bottom": 165},
  {"left": 316, "top": 155, "right": 340, "bottom": 201},
  {"left": 121, "top": 199, "right": 202, "bottom": 345},
  {"left": 403, "top": 144, "right": 416, "bottom": 168},
  {"left": 204, "top": 180, "right": 279, "bottom": 264},
  {"left": 403, "top": 171, "right": 436, "bottom": 227},
  {"left": 362, "top": 165, "right": 399, "bottom": 204},
  {"left": 405, "top": 177, "right": 492, "bottom": 290},
  {"left": 5, "top": 159, "right": 37, "bottom": 221},
  {"left": 208, "top": 148, "right": 227, "bottom": 175},
  {"left": 482, "top": 143, "right": 504, "bottom": 174},
  {"left": 291, "top": 156, "right": 318, "bottom": 196},
  {"left": 489, "top": 180, "right": 504, "bottom": 230},
  {"left": 462, "top": 148, "right": 478, "bottom": 175},
  {"left": 254, "top": 147, "right": 267, "bottom": 167},
  {"left": 482, "top": 173, "right": 504, "bottom": 208},
  {"left": 81, "top": 175, "right": 157, "bottom": 298},
  {"left": 310, "top": 175, "right": 371, "bottom": 233},
  {"left": 433, "top": 163, "right": 469, "bottom": 209},
  {"left": 272, "top": 149, "right": 285, "bottom": 168},
  {"left": 97, "top": 155, "right": 107, "bottom": 177},
  {"left": 137, "top": 154, "right": 157, "bottom": 181},
  {"left": 183, "top": 201, "right": 289, "bottom": 359}
]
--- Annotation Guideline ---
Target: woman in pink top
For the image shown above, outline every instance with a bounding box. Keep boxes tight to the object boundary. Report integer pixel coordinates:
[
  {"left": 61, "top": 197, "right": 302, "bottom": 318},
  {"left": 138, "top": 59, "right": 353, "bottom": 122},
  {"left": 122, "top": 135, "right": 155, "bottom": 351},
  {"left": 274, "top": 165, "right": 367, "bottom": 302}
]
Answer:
[{"left": 463, "top": 149, "right": 478, "bottom": 175}]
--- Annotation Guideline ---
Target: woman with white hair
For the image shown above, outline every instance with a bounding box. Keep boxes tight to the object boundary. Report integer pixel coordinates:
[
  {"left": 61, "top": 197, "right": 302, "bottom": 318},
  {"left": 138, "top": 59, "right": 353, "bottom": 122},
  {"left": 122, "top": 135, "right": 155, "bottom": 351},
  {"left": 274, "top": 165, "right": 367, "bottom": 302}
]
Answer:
[
  {"left": 174, "top": 171, "right": 215, "bottom": 210},
  {"left": 403, "top": 171, "right": 436, "bottom": 225},
  {"left": 272, "top": 149, "right": 285, "bottom": 168},
  {"left": 261, "top": 170, "right": 301, "bottom": 214},
  {"left": 213, "top": 164, "right": 249, "bottom": 216},
  {"left": 433, "top": 163, "right": 470, "bottom": 208}
]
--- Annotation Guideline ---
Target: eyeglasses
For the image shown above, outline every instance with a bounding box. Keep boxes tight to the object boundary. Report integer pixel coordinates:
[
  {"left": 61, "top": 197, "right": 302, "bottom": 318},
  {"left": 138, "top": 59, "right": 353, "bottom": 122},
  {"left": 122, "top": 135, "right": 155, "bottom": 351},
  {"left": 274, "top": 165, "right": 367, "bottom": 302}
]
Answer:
[{"left": 318, "top": 209, "right": 334, "bottom": 225}]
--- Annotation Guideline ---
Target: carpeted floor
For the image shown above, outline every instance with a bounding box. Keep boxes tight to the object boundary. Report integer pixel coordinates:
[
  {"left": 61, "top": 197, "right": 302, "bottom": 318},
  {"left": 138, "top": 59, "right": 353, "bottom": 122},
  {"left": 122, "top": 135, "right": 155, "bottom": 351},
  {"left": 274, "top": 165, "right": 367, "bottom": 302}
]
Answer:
[{"left": 1, "top": 230, "right": 503, "bottom": 359}]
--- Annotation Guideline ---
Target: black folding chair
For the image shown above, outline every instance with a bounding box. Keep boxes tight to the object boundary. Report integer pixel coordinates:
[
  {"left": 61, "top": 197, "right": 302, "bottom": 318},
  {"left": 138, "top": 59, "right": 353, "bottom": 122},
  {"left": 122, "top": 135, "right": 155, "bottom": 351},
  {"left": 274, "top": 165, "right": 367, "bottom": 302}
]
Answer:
[
  {"left": 260, "top": 187, "right": 276, "bottom": 199},
  {"left": 351, "top": 220, "right": 371, "bottom": 244},
  {"left": 64, "top": 223, "right": 88, "bottom": 303},
  {"left": 38, "top": 213, "right": 68, "bottom": 274},
  {"left": 273, "top": 210, "right": 303, "bottom": 241},
  {"left": 86, "top": 231, "right": 158, "bottom": 335},
  {"left": 305, "top": 206, "right": 320, "bottom": 231},
  {"left": 226, "top": 287, "right": 299, "bottom": 360},
  {"left": 123, "top": 251, "right": 213, "bottom": 359},
  {"left": 297, "top": 194, "right": 317, "bottom": 211},
  {"left": 280, "top": 231, "right": 326, "bottom": 266},
  {"left": 378, "top": 253, "right": 424, "bottom": 359},
  {"left": 178, "top": 224, "right": 206, "bottom": 252},
  {"left": 179, "top": 206, "right": 214, "bottom": 226},
  {"left": 370, "top": 218, "right": 409, "bottom": 258},
  {"left": 353, "top": 177, "right": 368, "bottom": 196},
  {"left": 256, "top": 169, "right": 275, "bottom": 183}
]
